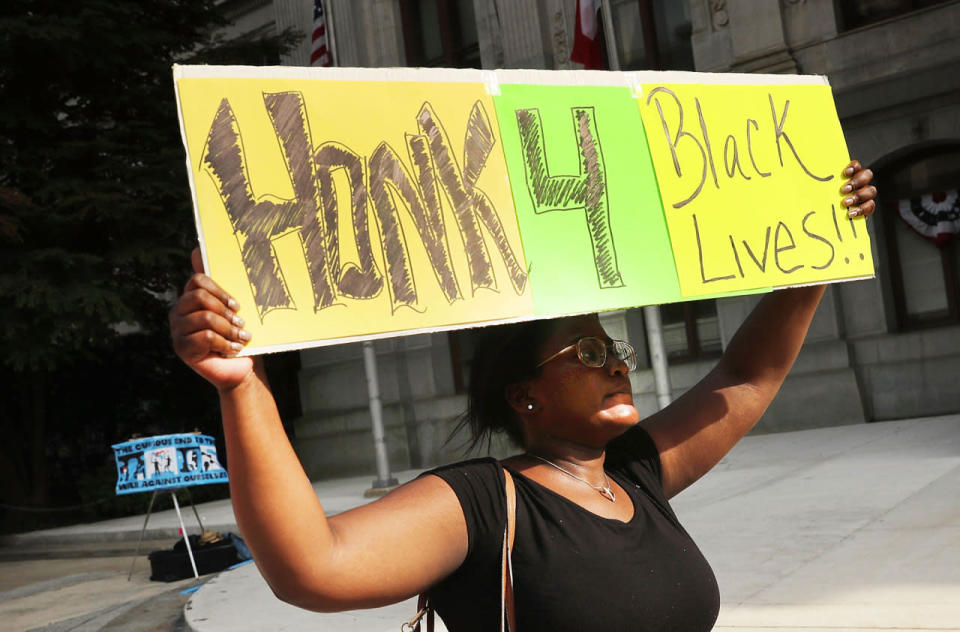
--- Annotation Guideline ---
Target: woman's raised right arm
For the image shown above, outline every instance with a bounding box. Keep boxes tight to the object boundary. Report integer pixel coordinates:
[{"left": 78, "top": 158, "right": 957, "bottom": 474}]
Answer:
[{"left": 169, "top": 249, "right": 468, "bottom": 612}]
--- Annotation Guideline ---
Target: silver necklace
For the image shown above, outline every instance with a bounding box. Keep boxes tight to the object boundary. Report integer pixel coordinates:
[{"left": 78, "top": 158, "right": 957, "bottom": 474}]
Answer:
[{"left": 527, "top": 454, "right": 616, "bottom": 502}]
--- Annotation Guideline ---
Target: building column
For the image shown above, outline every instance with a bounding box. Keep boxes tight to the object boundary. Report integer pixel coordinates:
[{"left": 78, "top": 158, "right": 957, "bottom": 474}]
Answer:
[
  {"left": 722, "top": 0, "right": 799, "bottom": 73},
  {"left": 273, "top": 0, "right": 310, "bottom": 67},
  {"left": 327, "top": 0, "right": 405, "bottom": 67},
  {"left": 485, "top": 1, "right": 550, "bottom": 68}
]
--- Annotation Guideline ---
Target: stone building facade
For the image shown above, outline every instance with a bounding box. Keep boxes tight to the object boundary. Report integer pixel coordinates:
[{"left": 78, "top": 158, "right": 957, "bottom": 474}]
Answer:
[{"left": 221, "top": 0, "right": 960, "bottom": 479}]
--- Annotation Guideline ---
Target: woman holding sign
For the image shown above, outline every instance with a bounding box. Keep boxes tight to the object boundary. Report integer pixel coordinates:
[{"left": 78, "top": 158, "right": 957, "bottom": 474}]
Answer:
[{"left": 170, "top": 161, "right": 876, "bottom": 631}]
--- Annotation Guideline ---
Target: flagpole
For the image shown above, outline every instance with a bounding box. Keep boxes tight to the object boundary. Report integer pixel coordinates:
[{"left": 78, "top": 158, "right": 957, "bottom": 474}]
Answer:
[
  {"left": 324, "top": 0, "right": 339, "bottom": 66},
  {"left": 363, "top": 341, "right": 398, "bottom": 495},
  {"left": 309, "top": 0, "right": 333, "bottom": 67},
  {"left": 599, "top": 0, "right": 620, "bottom": 70}
]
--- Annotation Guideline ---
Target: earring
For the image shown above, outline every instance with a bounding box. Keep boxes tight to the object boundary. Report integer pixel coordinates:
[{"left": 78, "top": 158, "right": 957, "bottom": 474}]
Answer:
[{"left": 526, "top": 402, "right": 534, "bottom": 411}]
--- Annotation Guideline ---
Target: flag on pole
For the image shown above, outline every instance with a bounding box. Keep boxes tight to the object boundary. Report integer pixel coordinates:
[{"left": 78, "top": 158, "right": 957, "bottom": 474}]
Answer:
[
  {"left": 311, "top": 0, "right": 332, "bottom": 67},
  {"left": 570, "top": 0, "right": 605, "bottom": 69}
]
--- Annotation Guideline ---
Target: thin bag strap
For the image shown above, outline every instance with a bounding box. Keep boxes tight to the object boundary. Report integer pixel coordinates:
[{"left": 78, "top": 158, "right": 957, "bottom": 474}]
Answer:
[
  {"left": 404, "top": 593, "right": 433, "bottom": 632},
  {"left": 502, "top": 468, "right": 517, "bottom": 632},
  {"left": 408, "top": 466, "right": 517, "bottom": 632}
]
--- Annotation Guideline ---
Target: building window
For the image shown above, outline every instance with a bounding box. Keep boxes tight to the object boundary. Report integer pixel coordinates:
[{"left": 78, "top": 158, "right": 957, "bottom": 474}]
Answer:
[
  {"left": 399, "top": 0, "right": 480, "bottom": 68},
  {"left": 607, "top": 0, "right": 695, "bottom": 71},
  {"left": 658, "top": 299, "right": 723, "bottom": 362},
  {"left": 880, "top": 145, "right": 960, "bottom": 328},
  {"left": 836, "top": 0, "right": 952, "bottom": 31}
]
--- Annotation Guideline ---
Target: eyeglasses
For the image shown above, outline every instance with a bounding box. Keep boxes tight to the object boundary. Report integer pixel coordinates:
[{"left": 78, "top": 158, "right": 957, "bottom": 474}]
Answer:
[{"left": 536, "top": 337, "right": 638, "bottom": 372}]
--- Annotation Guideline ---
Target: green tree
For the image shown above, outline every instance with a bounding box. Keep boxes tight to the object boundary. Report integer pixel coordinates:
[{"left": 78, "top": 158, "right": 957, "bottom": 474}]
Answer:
[{"left": 0, "top": 0, "right": 296, "bottom": 520}]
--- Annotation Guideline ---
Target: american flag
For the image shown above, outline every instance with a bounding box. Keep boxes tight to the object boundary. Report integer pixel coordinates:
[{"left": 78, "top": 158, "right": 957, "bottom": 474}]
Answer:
[{"left": 311, "top": 0, "right": 332, "bottom": 67}]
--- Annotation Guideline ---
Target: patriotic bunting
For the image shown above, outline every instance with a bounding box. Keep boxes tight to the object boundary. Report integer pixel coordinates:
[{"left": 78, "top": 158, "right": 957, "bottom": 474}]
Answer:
[{"left": 897, "top": 190, "right": 960, "bottom": 247}]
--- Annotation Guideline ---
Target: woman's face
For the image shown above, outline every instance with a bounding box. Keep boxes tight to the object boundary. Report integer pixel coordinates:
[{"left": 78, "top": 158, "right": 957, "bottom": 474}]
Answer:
[{"left": 520, "top": 315, "right": 639, "bottom": 449}]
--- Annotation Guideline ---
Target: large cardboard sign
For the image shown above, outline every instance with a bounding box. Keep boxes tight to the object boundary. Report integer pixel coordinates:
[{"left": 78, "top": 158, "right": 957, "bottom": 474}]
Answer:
[
  {"left": 174, "top": 66, "right": 873, "bottom": 354},
  {"left": 112, "top": 434, "right": 228, "bottom": 495}
]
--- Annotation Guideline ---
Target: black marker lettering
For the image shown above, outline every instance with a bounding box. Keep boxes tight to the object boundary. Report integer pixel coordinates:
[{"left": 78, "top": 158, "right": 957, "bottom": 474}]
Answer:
[
  {"left": 694, "top": 214, "right": 736, "bottom": 283},
  {"left": 203, "top": 92, "right": 529, "bottom": 320},
  {"left": 515, "top": 106, "right": 623, "bottom": 289},
  {"left": 723, "top": 134, "right": 750, "bottom": 180},
  {"left": 418, "top": 102, "right": 526, "bottom": 296},
  {"left": 315, "top": 142, "right": 383, "bottom": 300},
  {"left": 742, "top": 226, "right": 772, "bottom": 273},
  {"left": 647, "top": 87, "right": 706, "bottom": 209},
  {"left": 831, "top": 203, "right": 844, "bottom": 242},
  {"left": 461, "top": 101, "right": 528, "bottom": 294},
  {"left": 202, "top": 93, "right": 335, "bottom": 320},
  {"left": 368, "top": 141, "right": 436, "bottom": 311},
  {"left": 696, "top": 97, "right": 719, "bottom": 189},
  {"left": 746, "top": 119, "right": 771, "bottom": 177},
  {"left": 847, "top": 212, "right": 859, "bottom": 238},
  {"left": 802, "top": 210, "right": 835, "bottom": 270},
  {"left": 769, "top": 94, "right": 834, "bottom": 182},
  {"left": 774, "top": 220, "right": 804, "bottom": 274},
  {"left": 729, "top": 234, "right": 745, "bottom": 277}
]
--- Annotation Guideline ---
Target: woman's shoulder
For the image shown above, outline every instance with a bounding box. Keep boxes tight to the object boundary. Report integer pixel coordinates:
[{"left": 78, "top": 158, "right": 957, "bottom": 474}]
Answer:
[
  {"left": 420, "top": 457, "right": 507, "bottom": 505},
  {"left": 420, "top": 457, "right": 507, "bottom": 559},
  {"left": 423, "top": 456, "right": 502, "bottom": 478}
]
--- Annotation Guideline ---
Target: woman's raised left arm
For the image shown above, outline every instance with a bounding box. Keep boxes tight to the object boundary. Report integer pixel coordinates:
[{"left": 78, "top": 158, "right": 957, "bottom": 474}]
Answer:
[{"left": 642, "top": 160, "right": 876, "bottom": 498}]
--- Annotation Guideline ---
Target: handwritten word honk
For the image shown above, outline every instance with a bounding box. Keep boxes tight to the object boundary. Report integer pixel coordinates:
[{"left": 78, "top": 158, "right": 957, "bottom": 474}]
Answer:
[{"left": 201, "top": 91, "right": 528, "bottom": 321}]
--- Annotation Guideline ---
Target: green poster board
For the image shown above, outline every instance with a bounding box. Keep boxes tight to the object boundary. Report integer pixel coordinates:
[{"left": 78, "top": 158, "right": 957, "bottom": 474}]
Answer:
[{"left": 495, "top": 84, "right": 682, "bottom": 316}]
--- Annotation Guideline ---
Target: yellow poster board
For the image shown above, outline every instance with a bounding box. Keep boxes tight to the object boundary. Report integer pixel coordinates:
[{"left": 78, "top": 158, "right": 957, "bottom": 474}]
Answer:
[
  {"left": 636, "top": 77, "right": 873, "bottom": 296},
  {"left": 176, "top": 68, "right": 534, "bottom": 353}
]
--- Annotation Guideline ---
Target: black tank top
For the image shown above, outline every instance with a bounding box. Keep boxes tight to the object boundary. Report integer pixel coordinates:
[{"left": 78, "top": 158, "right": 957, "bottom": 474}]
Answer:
[{"left": 424, "top": 425, "right": 720, "bottom": 631}]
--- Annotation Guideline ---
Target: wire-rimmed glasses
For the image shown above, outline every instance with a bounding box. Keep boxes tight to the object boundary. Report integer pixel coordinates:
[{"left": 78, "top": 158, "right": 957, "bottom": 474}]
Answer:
[{"left": 536, "top": 337, "right": 638, "bottom": 372}]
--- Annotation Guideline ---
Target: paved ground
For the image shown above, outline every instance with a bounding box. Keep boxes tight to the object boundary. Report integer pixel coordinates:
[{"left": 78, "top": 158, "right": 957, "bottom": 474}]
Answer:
[
  {"left": 0, "top": 472, "right": 421, "bottom": 631},
  {"left": 0, "top": 554, "right": 198, "bottom": 631},
  {"left": 682, "top": 415, "right": 960, "bottom": 631},
  {"left": 3, "top": 414, "right": 959, "bottom": 631}
]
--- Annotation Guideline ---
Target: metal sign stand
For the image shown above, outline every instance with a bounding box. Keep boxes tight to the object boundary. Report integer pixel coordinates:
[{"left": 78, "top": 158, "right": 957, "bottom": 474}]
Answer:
[{"left": 127, "top": 487, "right": 205, "bottom": 581}]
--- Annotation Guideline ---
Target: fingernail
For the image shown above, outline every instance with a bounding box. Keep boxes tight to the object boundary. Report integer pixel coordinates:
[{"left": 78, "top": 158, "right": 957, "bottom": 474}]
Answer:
[
  {"left": 848, "top": 207, "right": 860, "bottom": 218},
  {"left": 228, "top": 298, "right": 240, "bottom": 311},
  {"left": 230, "top": 342, "right": 243, "bottom": 353},
  {"left": 232, "top": 314, "right": 245, "bottom": 328},
  {"left": 238, "top": 330, "right": 251, "bottom": 342},
  {"left": 844, "top": 167, "right": 855, "bottom": 176},
  {"left": 844, "top": 196, "right": 856, "bottom": 206},
  {"left": 841, "top": 184, "right": 853, "bottom": 194}
]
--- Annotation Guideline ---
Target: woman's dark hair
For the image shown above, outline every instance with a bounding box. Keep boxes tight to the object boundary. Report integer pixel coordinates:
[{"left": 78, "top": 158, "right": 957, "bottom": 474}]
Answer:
[{"left": 456, "top": 318, "right": 558, "bottom": 452}]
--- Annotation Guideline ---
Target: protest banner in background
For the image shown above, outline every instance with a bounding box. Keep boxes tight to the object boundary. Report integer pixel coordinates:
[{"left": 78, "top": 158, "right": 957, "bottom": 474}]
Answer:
[
  {"left": 112, "top": 434, "right": 228, "bottom": 495},
  {"left": 173, "top": 66, "right": 874, "bottom": 354}
]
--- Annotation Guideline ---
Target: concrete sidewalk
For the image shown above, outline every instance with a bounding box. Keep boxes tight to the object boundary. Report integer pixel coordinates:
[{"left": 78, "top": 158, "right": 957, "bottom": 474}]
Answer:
[
  {"left": 0, "top": 470, "right": 425, "bottom": 630},
  {"left": 4, "top": 414, "right": 960, "bottom": 631}
]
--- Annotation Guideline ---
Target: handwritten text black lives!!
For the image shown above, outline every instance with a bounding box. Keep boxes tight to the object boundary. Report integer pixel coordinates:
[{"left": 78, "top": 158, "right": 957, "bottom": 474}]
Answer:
[
  {"left": 645, "top": 86, "right": 865, "bottom": 285},
  {"left": 201, "top": 91, "right": 528, "bottom": 321}
]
